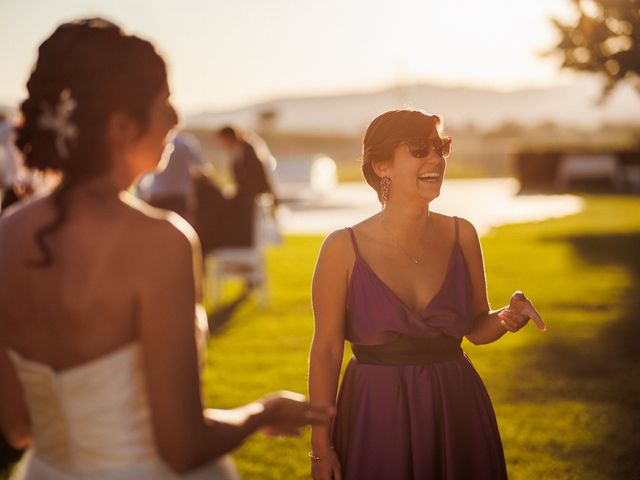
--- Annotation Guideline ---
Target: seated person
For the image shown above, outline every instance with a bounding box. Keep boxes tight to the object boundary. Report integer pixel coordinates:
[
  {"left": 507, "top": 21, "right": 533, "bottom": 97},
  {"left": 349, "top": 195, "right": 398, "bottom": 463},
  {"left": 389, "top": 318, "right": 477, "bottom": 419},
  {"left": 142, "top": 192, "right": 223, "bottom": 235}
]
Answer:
[{"left": 136, "top": 133, "right": 205, "bottom": 222}]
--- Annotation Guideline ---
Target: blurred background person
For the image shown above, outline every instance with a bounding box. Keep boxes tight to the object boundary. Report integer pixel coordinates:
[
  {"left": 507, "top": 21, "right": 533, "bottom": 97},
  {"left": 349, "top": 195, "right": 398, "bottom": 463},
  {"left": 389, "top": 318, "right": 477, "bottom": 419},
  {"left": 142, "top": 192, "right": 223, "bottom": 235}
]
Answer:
[
  {"left": 136, "top": 132, "right": 207, "bottom": 223},
  {"left": 0, "top": 113, "right": 28, "bottom": 212},
  {"left": 191, "top": 167, "right": 233, "bottom": 254},
  {"left": 215, "top": 126, "right": 278, "bottom": 247}
]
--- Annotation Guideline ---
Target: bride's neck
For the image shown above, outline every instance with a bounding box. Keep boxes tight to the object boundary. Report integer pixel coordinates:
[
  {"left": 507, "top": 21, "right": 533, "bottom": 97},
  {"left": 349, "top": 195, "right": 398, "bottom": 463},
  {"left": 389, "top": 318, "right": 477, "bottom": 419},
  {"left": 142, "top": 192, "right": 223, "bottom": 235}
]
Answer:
[{"left": 58, "top": 174, "right": 125, "bottom": 204}]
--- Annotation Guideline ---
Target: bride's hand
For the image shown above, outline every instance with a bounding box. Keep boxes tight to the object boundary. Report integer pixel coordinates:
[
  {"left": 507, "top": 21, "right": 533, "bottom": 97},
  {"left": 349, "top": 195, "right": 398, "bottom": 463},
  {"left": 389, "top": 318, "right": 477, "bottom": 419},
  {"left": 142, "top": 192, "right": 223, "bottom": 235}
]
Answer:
[
  {"left": 258, "top": 391, "right": 334, "bottom": 437},
  {"left": 498, "top": 291, "right": 546, "bottom": 333}
]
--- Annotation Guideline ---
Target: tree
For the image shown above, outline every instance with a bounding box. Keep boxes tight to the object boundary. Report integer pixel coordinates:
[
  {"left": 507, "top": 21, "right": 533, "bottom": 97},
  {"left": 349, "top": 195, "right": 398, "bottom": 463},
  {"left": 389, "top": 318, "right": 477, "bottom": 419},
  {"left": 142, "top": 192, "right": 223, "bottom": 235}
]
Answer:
[{"left": 550, "top": 0, "right": 640, "bottom": 99}]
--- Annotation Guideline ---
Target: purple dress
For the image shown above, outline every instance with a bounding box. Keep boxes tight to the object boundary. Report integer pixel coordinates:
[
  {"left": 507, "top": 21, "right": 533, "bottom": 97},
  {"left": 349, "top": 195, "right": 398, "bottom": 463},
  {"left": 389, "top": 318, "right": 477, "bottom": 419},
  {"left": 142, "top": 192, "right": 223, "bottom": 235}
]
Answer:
[{"left": 332, "top": 217, "right": 508, "bottom": 480}]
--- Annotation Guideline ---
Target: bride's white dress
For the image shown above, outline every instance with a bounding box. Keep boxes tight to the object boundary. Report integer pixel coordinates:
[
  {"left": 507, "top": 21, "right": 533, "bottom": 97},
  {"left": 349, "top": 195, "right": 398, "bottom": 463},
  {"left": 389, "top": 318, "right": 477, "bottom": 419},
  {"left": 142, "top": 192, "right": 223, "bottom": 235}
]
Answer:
[{"left": 6, "top": 321, "right": 240, "bottom": 479}]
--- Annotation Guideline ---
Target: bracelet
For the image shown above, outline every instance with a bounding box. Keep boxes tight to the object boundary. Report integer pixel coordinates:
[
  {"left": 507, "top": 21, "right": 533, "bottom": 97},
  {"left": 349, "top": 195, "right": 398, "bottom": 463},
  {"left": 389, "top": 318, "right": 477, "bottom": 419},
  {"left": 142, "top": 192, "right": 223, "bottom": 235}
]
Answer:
[{"left": 308, "top": 448, "right": 333, "bottom": 462}]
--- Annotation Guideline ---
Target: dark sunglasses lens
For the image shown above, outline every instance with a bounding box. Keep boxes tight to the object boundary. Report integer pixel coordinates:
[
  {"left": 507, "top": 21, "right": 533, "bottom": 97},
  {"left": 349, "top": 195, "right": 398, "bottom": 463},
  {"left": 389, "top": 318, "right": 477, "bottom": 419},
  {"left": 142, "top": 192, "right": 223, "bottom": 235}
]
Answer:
[
  {"left": 406, "top": 138, "right": 451, "bottom": 158},
  {"left": 432, "top": 138, "right": 451, "bottom": 157},
  {"left": 407, "top": 142, "right": 429, "bottom": 158}
]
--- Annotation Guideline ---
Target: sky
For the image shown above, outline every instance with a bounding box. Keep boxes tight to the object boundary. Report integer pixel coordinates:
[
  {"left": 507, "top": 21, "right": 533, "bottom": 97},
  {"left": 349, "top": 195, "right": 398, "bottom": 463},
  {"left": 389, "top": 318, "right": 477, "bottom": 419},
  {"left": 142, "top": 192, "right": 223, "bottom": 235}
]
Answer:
[{"left": 0, "top": 0, "right": 577, "bottom": 114}]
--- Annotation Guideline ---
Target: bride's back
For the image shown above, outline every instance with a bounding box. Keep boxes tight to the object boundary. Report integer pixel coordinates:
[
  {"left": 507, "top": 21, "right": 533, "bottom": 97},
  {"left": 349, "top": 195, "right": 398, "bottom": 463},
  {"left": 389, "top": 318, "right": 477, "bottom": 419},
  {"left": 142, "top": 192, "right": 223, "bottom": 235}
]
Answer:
[
  {"left": 0, "top": 195, "right": 226, "bottom": 480},
  {"left": 0, "top": 193, "right": 159, "bottom": 370}
]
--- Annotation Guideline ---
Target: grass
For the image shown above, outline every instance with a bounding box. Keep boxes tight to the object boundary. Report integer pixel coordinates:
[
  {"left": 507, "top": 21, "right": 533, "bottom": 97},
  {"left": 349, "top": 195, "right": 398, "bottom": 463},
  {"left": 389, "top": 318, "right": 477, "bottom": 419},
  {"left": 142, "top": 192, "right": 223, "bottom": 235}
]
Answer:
[
  {"left": 203, "top": 195, "right": 640, "bottom": 479},
  {"left": 3, "top": 195, "right": 639, "bottom": 479}
]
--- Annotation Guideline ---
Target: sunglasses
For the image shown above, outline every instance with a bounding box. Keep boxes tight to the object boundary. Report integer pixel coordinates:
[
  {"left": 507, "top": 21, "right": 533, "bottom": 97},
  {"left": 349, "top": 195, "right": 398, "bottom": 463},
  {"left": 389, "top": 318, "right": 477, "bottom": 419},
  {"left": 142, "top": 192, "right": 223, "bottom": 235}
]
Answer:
[{"left": 401, "top": 137, "right": 452, "bottom": 158}]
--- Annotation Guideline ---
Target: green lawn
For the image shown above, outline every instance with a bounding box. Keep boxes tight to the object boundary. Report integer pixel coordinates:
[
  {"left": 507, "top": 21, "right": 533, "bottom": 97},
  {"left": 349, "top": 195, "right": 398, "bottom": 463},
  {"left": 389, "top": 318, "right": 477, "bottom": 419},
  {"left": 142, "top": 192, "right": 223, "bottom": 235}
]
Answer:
[{"left": 203, "top": 195, "right": 640, "bottom": 480}]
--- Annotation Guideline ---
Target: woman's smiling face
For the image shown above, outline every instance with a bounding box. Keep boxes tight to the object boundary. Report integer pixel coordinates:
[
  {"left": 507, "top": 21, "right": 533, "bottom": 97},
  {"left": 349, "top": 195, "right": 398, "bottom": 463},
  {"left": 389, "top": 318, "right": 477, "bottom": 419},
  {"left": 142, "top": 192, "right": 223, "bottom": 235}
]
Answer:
[{"left": 378, "top": 134, "right": 449, "bottom": 205}]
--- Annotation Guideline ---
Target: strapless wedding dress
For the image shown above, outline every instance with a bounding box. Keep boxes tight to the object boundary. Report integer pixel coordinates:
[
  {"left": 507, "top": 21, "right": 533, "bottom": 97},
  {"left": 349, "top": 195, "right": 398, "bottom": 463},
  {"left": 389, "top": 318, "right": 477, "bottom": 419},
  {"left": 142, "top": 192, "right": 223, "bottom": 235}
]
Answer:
[{"left": 6, "top": 340, "right": 240, "bottom": 480}]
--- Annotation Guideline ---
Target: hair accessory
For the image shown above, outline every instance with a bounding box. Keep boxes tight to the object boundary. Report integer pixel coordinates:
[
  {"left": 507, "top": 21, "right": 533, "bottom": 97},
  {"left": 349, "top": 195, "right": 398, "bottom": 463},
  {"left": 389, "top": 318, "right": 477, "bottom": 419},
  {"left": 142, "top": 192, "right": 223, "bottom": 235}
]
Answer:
[
  {"left": 380, "top": 175, "right": 391, "bottom": 207},
  {"left": 38, "top": 89, "right": 78, "bottom": 159}
]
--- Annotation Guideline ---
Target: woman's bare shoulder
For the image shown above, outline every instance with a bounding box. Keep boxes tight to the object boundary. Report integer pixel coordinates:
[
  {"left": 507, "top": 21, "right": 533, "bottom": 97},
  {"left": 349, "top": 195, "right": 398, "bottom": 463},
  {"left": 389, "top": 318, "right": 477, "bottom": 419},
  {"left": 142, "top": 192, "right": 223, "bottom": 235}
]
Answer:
[
  {"left": 324, "top": 210, "right": 383, "bottom": 254},
  {"left": 318, "top": 224, "right": 367, "bottom": 273},
  {"left": 120, "top": 193, "right": 200, "bottom": 253},
  {"left": 436, "top": 213, "right": 481, "bottom": 260},
  {"left": 454, "top": 215, "right": 480, "bottom": 242},
  {"left": 321, "top": 228, "right": 353, "bottom": 256},
  {"left": 0, "top": 193, "right": 54, "bottom": 234},
  {"left": 429, "top": 211, "right": 478, "bottom": 240}
]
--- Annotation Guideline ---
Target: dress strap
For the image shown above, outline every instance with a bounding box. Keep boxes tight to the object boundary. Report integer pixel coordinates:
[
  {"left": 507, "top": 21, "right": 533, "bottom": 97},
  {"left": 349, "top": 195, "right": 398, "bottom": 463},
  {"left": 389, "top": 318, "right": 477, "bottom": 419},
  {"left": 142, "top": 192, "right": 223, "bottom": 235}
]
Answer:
[
  {"left": 345, "top": 227, "right": 361, "bottom": 258},
  {"left": 453, "top": 216, "right": 459, "bottom": 244}
]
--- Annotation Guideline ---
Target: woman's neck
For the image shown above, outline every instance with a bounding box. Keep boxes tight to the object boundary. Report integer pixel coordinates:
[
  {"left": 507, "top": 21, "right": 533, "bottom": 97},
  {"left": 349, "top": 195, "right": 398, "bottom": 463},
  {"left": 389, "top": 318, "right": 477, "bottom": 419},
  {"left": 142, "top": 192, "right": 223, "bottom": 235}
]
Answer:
[
  {"left": 60, "top": 174, "right": 124, "bottom": 202},
  {"left": 379, "top": 200, "right": 431, "bottom": 242}
]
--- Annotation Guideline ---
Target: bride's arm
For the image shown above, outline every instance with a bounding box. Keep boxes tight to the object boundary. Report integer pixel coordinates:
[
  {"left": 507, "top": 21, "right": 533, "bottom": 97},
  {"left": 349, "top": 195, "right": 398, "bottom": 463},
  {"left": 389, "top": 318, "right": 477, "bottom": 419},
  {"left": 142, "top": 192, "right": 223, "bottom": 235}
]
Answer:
[{"left": 136, "top": 215, "right": 330, "bottom": 473}]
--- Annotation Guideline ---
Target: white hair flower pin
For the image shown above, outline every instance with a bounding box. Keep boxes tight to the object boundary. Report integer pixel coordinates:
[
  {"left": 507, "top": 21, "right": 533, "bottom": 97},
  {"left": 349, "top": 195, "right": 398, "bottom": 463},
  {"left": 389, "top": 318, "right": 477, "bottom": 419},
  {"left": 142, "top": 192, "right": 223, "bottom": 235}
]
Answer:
[{"left": 38, "top": 88, "right": 78, "bottom": 159}]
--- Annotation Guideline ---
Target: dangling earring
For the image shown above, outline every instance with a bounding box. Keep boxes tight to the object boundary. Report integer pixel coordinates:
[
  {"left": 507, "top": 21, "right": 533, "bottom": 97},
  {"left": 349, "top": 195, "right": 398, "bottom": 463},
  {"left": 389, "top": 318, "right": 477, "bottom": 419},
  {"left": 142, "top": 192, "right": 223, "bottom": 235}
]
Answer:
[{"left": 380, "top": 176, "right": 391, "bottom": 209}]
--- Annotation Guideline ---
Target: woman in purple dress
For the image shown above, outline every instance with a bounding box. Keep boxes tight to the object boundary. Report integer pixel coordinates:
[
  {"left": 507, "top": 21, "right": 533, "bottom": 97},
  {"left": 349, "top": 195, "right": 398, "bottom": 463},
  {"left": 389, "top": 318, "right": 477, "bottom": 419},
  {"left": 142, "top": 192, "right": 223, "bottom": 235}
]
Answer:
[{"left": 308, "top": 109, "right": 546, "bottom": 480}]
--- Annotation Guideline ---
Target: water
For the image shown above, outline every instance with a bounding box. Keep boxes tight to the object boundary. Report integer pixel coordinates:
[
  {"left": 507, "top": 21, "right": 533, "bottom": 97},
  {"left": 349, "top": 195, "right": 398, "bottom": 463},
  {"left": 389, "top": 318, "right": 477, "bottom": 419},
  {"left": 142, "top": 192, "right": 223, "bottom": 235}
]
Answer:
[{"left": 276, "top": 178, "right": 583, "bottom": 236}]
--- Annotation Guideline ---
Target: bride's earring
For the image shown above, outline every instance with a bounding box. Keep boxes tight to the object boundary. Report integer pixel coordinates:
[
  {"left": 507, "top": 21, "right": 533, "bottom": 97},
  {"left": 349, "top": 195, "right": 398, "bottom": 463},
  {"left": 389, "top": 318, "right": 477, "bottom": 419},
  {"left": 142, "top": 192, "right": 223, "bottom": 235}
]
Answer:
[{"left": 380, "top": 176, "right": 391, "bottom": 208}]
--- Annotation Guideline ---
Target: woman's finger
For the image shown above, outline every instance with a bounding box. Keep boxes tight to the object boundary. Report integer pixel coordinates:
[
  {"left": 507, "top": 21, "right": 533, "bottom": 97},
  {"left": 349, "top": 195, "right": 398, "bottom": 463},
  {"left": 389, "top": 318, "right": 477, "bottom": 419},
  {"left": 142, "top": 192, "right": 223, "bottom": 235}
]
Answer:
[
  {"left": 334, "top": 464, "right": 342, "bottom": 480},
  {"left": 499, "top": 318, "right": 517, "bottom": 332},
  {"left": 510, "top": 291, "right": 547, "bottom": 332},
  {"left": 526, "top": 302, "right": 546, "bottom": 331},
  {"left": 505, "top": 310, "right": 530, "bottom": 330},
  {"left": 506, "top": 314, "right": 525, "bottom": 328},
  {"left": 499, "top": 310, "right": 527, "bottom": 323},
  {"left": 501, "top": 321, "right": 517, "bottom": 332}
]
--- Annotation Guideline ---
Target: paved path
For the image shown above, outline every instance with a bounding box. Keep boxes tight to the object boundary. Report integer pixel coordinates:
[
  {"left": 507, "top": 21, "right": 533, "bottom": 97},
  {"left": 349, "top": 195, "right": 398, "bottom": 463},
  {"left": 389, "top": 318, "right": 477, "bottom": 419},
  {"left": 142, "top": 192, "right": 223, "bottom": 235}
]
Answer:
[{"left": 276, "top": 178, "right": 583, "bottom": 236}]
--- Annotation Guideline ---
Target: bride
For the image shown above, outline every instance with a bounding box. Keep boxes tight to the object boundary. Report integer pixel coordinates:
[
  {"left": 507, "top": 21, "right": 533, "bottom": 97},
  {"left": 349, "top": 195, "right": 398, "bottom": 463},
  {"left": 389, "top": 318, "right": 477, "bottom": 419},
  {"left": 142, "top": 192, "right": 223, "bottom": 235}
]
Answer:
[{"left": 0, "top": 18, "right": 331, "bottom": 479}]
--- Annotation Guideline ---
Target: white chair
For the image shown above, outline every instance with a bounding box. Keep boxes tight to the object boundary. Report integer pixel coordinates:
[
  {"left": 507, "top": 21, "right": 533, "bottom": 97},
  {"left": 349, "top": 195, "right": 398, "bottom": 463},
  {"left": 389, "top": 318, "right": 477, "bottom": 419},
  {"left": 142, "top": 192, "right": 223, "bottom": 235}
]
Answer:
[{"left": 205, "top": 195, "right": 280, "bottom": 308}]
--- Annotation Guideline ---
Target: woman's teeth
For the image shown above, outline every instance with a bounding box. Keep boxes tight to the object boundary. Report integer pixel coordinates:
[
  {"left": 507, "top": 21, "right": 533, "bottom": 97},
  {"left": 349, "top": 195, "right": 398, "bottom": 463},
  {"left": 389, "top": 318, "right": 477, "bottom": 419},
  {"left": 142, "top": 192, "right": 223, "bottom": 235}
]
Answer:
[{"left": 418, "top": 172, "right": 440, "bottom": 182}]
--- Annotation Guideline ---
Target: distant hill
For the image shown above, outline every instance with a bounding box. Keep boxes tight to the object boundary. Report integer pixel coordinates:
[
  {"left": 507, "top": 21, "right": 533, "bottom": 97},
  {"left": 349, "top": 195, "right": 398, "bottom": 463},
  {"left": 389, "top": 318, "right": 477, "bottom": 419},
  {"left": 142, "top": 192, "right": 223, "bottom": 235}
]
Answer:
[{"left": 187, "top": 78, "right": 640, "bottom": 134}]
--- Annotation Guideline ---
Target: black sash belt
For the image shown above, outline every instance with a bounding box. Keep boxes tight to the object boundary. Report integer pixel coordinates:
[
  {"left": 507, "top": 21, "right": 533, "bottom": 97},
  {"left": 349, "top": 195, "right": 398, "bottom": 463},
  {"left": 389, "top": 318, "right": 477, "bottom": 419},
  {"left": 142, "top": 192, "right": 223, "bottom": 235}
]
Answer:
[{"left": 352, "top": 335, "right": 463, "bottom": 366}]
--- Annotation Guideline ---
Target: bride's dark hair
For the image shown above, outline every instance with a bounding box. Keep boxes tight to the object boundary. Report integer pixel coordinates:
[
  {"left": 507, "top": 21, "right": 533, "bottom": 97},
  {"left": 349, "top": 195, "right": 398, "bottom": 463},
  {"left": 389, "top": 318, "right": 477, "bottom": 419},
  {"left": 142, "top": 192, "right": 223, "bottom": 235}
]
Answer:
[{"left": 15, "top": 18, "right": 168, "bottom": 266}]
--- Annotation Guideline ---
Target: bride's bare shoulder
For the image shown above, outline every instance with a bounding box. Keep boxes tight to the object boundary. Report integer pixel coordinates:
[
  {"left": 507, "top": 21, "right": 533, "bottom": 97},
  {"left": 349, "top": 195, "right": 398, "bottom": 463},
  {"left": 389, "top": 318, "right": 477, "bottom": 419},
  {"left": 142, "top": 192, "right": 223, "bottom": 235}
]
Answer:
[
  {"left": 0, "top": 193, "right": 56, "bottom": 237},
  {"left": 117, "top": 196, "right": 200, "bottom": 266}
]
